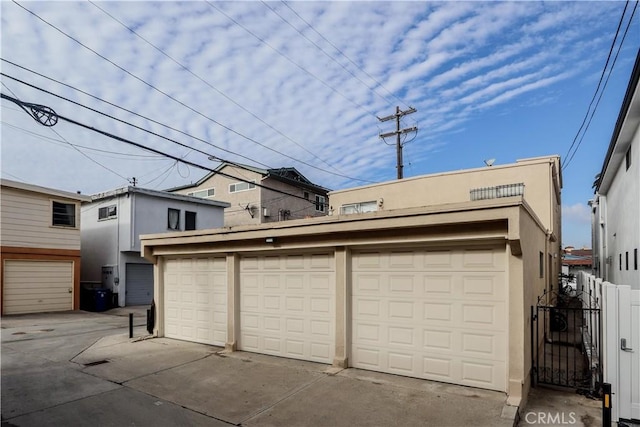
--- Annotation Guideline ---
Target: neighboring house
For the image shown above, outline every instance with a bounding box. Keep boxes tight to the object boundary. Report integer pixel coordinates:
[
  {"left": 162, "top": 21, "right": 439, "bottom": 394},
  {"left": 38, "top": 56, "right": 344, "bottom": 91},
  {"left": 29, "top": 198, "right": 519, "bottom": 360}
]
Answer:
[
  {"left": 561, "top": 246, "right": 592, "bottom": 279},
  {"left": 81, "top": 186, "right": 229, "bottom": 307},
  {"left": 0, "top": 179, "right": 90, "bottom": 315},
  {"left": 140, "top": 155, "right": 562, "bottom": 409},
  {"left": 590, "top": 49, "right": 639, "bottom": 290},
  {"left": 167, "top": 162, "right": 330, "bottom": 227},
  {"left": 589, "top": 49, "right": 640, "bottom": 424}
]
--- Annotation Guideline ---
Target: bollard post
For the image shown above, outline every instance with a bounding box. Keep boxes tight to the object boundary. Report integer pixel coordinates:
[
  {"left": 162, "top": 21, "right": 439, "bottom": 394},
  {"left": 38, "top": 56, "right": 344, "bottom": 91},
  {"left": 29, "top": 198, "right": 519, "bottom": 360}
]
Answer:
[
  {"left": 602, "top": 382, "right": 611, "bottom": 427},
  {"left": 129, "top": 312, "right": 133, "bottom": 339}
]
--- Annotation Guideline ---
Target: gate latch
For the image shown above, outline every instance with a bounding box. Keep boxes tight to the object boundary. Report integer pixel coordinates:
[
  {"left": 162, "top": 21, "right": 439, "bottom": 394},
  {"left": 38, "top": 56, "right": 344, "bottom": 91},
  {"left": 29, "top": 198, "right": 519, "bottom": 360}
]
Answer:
[{"left": 621, "top": 338, "right": 634, "bottom": 352}]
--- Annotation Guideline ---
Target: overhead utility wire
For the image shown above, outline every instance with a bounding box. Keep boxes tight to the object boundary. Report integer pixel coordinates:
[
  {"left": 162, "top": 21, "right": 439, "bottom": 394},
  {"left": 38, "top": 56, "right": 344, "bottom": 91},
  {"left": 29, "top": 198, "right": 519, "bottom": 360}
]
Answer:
[
  {"left": 12, "top": 1, "right": 369, "bottom": 184},
  {"left": 1, "top": 93, "right": 325, "bottom": 206},
  {"left": 206, "top": 1, "right": 377, "bottom": 118},
  {"left": 563, "top": 4, "right": 638, "bottom": 170},
  {"left": 1, "top": 84, "right": 130, "bottom": 181},
  {"left": 276, "top": 1, "right": 411, "bottom": 109},
  {"left": 561, "top": 0, "right": 633, "bottom": 170},
  {"left": 2, "top": 121, "right": 166, "bottom": 159},
  {"left": 1, "top": 72, "right": 268, "bottom": 169},
  {"left": 1, "top": 59, "right": 269, "bottom": 168},
  {"left": 89, "top": 1, "right": 350, "bottom": 178}
]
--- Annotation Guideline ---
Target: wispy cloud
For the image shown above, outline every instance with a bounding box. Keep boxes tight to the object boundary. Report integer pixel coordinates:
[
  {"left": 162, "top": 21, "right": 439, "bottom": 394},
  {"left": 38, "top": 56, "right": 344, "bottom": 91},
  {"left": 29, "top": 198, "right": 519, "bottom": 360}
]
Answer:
[{"left": 0, "top": 1, "right": 635, "bottom": 194}]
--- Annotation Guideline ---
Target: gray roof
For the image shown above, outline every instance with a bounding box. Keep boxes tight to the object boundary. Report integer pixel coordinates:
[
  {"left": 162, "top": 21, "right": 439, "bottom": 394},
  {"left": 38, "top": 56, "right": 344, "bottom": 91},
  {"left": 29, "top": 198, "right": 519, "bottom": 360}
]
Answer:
[
  {"left": 87, "top": 186, "right": 230, "bottom": 208},
  {"left": 165, "top": 162, "right": 330, "bottom": 194}
]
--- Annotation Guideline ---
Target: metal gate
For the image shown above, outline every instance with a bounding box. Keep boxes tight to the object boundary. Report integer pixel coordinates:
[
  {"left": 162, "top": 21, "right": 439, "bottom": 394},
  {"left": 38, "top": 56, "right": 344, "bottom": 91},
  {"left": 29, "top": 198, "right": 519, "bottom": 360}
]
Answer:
[{"left": 531, "top": 287, "right": 601, "bottom": 393}]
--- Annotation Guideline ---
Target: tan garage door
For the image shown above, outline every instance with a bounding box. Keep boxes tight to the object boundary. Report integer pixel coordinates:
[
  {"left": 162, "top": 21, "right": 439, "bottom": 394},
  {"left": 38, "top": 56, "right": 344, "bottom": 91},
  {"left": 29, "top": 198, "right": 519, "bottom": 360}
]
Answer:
[
  {"left": 239, "top": 253, "right": 335, "bottom": 364},
  {"left": 351, "top": 247, "right": 507, "bottom": 391},
  {"left": 163, "top": 257, "right": 227, "bottom": 346},
  {"left": 3, "top": 260, "right": 74, "bottom": 315}
]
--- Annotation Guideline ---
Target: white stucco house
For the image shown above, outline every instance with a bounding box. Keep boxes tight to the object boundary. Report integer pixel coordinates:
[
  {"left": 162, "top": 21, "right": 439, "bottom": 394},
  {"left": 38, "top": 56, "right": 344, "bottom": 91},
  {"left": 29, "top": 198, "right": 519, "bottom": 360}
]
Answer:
[
  {"left": 81, "top": 186, "right": 229, "bottom": 307},
  {"left": 590, "top": 49, "right": 639, "bottom": 290}
]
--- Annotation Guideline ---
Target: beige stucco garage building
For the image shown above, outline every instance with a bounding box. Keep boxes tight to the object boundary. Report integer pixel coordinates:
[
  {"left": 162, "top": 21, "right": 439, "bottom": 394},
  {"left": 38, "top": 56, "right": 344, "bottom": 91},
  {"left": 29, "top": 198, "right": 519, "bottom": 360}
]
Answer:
[{"left": 140, "top": 156, "right": 561, "bottom": 408}]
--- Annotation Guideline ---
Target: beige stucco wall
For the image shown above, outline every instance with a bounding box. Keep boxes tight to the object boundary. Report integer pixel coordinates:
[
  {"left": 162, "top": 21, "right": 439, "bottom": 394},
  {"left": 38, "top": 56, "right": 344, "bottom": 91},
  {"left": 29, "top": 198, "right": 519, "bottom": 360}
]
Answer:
[
  {"left": 142, "top": 198, "right": 550, "bottom": 406},
  {"left": 172, "top": 165, "right": 263, "bottom": 227},
  {"left": 172, "top": 165, "right": 328, "bottom": 226},
  {"left": 329, "top": 156, "right": 561, "bottom": 237}
]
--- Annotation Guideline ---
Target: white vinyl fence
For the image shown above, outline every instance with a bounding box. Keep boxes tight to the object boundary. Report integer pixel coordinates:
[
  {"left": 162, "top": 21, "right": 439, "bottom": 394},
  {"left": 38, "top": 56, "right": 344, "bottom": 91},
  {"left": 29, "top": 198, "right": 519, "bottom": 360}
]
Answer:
[{"left": 578, "top": 272, "right": 640, "bottom": 423}]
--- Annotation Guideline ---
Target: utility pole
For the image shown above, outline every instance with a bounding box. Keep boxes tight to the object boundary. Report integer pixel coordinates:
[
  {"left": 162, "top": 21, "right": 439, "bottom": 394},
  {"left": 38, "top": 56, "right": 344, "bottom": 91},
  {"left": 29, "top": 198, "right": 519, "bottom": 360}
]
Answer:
[{"left": 378, "top": 106, "right": 417, "bottom": 179}]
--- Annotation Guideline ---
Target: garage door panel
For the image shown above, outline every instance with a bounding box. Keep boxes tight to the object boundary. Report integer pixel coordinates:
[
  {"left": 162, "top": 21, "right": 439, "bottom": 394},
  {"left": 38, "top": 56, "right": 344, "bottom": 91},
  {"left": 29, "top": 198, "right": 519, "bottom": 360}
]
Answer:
[
  {"left": 239, "top": 253, "right": 335, "bottom": 364},
  {"left": 4, "top": 260, "right": 73, "bottom": 314},
  {"left": 163, "top": 258, "right": 226, "bottom": 346},
  {"left": 351, "top": 247, "right": 507, "bottom": 392}
]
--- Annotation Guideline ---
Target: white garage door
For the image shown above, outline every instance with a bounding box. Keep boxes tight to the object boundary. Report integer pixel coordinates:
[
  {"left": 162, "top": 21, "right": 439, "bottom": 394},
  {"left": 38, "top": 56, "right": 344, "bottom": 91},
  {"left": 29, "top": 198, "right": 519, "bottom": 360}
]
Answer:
[
  {"left": 3, "top": 260, "right": 74, "bottom": 315},
  {"left": 352, "top": 247, "right": 507, "bottom": 391},
  {"left": 240, "top": 253, "right": 335, "bottom": 364},
  {"left": 163, "top": 257, "right": 227, "bottom": 346}
]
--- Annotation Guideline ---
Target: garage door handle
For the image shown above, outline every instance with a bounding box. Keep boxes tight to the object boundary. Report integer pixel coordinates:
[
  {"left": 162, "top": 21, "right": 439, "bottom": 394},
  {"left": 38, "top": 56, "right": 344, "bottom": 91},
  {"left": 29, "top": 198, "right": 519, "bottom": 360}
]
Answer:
[{"left": 621, "top": 338, "right": 633, "bottom": 352}]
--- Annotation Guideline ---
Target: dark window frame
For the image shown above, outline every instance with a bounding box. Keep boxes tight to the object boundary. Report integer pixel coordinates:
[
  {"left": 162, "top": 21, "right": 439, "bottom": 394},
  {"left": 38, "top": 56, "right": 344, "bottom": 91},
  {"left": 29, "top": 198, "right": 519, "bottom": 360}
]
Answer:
[
  {"left": 185, "top": 211, "right": 197, "bottom": 231},
  {"left": 626, "top": 251, "right": 629, "bottom": 270},
  {"left": 98, "top": 204, "right": 117, "bottom": 220},
  {"left": 315, "top": 194, "right": 326, "bottom": 213},
  {"left": 168, "top": 208, "right": 180, "bottom": 230},
  {"left": 52, "top": 200, "right": 76, "bottom": 228},
  {"left": 539, "top": 251, "right": 544, "bottom": 278}
]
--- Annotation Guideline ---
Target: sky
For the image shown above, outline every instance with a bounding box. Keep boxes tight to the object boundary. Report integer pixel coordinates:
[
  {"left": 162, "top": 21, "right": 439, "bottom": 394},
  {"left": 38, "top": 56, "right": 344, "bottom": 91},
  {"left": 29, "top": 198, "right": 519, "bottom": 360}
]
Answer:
[{"left": 1, "top": 1, "right": 639, "bottom": 248}]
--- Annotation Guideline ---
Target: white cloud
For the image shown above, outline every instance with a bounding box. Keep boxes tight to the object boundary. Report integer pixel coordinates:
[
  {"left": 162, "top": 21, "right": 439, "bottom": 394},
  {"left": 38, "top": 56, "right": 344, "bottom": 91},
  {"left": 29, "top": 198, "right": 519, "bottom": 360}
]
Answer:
[
  {"left": 563, "top": 203, "right": 592, "bottom": 224},
  {"left": 0, "top": 1, "right": 635, "bottom": 196}
]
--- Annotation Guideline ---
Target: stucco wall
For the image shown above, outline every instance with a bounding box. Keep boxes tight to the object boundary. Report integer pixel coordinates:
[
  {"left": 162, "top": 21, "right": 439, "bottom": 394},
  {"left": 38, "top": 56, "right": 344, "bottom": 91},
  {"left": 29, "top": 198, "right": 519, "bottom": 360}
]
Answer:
[
  {"left": 329, "top": 156, "right": 561, "bottom": 236},
  {"left": 601, "top": 126, "right": 639, "bottom": 289}
]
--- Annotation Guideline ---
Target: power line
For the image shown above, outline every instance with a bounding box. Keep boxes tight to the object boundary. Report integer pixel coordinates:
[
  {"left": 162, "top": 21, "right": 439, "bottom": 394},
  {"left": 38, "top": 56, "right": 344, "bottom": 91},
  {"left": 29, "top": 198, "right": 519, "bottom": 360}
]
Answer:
[
  {"left": 1, "top": 71, "right": 267, "bottom": 168},
  {"left": 10, "top": 1, "right": 373, "bottom": 184},
  {"left": 2, "top": 121, "right": 166, "bottom": 159},
  {"left": 562, "top": 0, "right": 637, "bottom": 170},
  {"left": 278, "top": 1, "right": 411, "bottom": 109},
  {"left": 1, "top": 92, "right": 326, "bottom": 206},
  {"left": 1, "top": 60, "right": 270, "bottom": 168},
  {"left": 1, "top": 84, "right": 130, "bottom": 182},
  {"left": 89, "top": 1, "right": 348, "bottom": 178},
  {"left": 206, "top": 1, "right": 377, "bottom": 118}
]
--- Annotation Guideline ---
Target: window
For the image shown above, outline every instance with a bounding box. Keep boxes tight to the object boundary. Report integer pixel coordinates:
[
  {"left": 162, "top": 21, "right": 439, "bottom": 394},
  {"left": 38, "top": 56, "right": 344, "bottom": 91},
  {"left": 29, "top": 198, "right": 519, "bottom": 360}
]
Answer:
[
  {"left": 619, "top": 254, "right": 622, "bottom": 271},
  {"left": 52, "top": 201, "right": 76, "bottom": 227},
  {"left": 187, "top": 188, "right": 215, "bottom": 199},
  {"left": 303, "top": 191, "right": 310, "bottom": 200},
  {"left": 185, "top": 211, "right": 196, "bottom": 231},
  {"left": 626, "top": 146, "right": 632, "bottom": 170},
  {"left": 635, "top": 249, "right": 638, "bottom": 270},
  {"left": 315, "top": 195, "right": 326, "bottom": 212},
  {"left": 539, "top": 252, "right": 544, "bottom": 278},
  {"left": 98, "top": 205, "right": 117, "bottom": 220},
  {"left": 340, "top": 201, "right": 377, "bottom": 215},
  {"left": 229, "top": 181, "right": 255, "bottom": 193},
  {"left": 626, "top": 251, "right": 629, "bottom": 270},
  {"left": 168, "top": 208, "right": 180, "bottom": 230}
]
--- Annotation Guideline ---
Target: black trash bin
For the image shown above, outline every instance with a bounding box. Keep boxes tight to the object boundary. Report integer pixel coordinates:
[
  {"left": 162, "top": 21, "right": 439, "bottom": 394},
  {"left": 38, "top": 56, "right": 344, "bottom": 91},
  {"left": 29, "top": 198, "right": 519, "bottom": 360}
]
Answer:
[
  {"left": 81, "top": 283, "right": 112, "bottom": 312},
  {"left": 94, "top": 289, "right": 109, "bottom": 312}
]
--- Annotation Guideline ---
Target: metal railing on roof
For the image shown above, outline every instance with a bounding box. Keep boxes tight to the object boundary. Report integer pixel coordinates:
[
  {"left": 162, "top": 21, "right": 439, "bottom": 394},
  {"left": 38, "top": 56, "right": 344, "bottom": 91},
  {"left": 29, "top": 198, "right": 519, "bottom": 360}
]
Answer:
[{"left": 470, "top": 183, "right": 525, "bottom": 201}]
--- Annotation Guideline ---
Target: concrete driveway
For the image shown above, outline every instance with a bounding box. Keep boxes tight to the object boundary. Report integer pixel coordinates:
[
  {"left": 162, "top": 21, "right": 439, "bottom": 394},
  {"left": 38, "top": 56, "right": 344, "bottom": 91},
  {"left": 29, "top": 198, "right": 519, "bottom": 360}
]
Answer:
[{"left": 1, "top": 309, "right": 517, "bottom": 426}]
